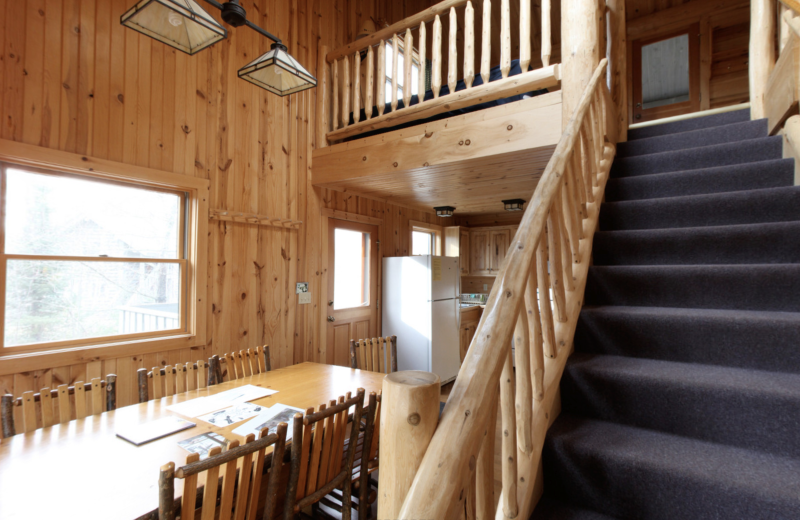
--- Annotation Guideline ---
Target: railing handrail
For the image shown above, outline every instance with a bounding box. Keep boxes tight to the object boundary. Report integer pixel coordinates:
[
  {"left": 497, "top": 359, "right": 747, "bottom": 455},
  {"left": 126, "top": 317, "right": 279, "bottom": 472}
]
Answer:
[
  {"left": 327, "top": 0, "right": 470, "bottom": 63},
  {"left": 395, "top": 57, "right": 612, "bottom": 520}
]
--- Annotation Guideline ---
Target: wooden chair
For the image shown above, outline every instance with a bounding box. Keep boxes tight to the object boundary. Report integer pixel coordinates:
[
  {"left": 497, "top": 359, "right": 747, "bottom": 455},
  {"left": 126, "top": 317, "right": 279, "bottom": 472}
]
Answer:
[
  {"left": 1, "top": 374, "right": 117, "bottom": 437},
  {"left": 220, "top": 345, "right": 272, "bottom": 382},
  {"left": 158, "top": 423, "right": 288, "bottom": 520},
  {"left": 137, "top": 360, "right": 210, "bottom": 403},
  {"left": 284, "top": 388, "right": 367, "bottom": 520},
  {"left": 348, "top": 336, "right": 397, "bottom": 374}
]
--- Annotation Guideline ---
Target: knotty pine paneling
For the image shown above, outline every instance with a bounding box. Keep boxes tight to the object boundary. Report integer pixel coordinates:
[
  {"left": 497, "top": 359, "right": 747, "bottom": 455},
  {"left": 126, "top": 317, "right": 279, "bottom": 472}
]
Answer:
[{"left": 0, "top": 0, "right": 448, "bottom": 419}]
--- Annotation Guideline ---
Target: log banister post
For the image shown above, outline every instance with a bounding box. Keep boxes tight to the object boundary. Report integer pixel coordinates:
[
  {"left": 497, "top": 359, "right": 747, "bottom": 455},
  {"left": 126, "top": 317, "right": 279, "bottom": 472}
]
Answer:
[
  {"left": 378, "top": 371, "right": 441, "bottom": 520},
  {"left": 353, "top": 52, "right": 361, "bottom": 124},
  {"left": 750, "top": 0, "right": 776, "bottom": 119},
  {"left": 514, "top": 299, "right": 533, "bottom": 454},
  {"left": 332, "top": 59, "right": 340, "bottom": 130},
  {"left": 377, "top": 41, "right": 386, "bottom": 116},
  {"left": 366, "top": 46, "right": 374, "bottom": 121},
  {"left": 404, "top": 28, "right": 414, "bottom": 108},
  {"left": 501, "top": 0, "right": 511, "bottom": 78},
  {"left": 499, "top": 346, "right": 518, "bottom": 518},
  {"left": 317, "top": 44, "right": 330, "bottom": 147},
  {"left": 520, "top": 0, "right": 531, "bottom": 72},
  {"left": 481, "top": 0, "right": 492, "bottom": 84},
  {"left": 343, "top": 57, "right": 351, "bottom": 128},
  {"left": 465, "top": 1, "right": 475, "bottom": 88},
  {"left": 392, "top": 35, "right": 399, "bottom": 112},
  {"left": 541, "top": 0, "right": 551, "bottom": 67},
  {"left": 433, "top": 16, "right": 443, "bottom": 98},
  {"left": 418, "top": 22, "right": 427, "bottom": 97}
]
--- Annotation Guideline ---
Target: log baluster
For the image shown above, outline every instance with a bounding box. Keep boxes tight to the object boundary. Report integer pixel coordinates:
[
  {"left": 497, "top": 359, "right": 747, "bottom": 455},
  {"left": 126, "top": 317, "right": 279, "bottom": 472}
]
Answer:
[
  {"left": 343, "top": 56, "right": 351, "bottom": 128},
  {"left": 391, "top": 35, "right": 399, "bottom": 112},
  {"left": 563, "top": 165, "right": 583, "bottom": 248},
  {"left": 501, "top": 0, "right": 511, "bottom": 78},
  {"left": 520, "top": 0, "right": 531, "bottom": 72},
  {"left": 475, "top": 384, "right": 497, "bottom": 520},
  {"left": 571, "top": 149, "right": 589, "bottom": 215},
  {"left": 542, "top": 0, "right": 552, "bottom": 66},
  {"left": 555, "top": 192, "right": 576, "bottom": 291},
  {"left": 404, "top": 28, "right": 413, "bottom": 108},
  {"left": 481, "top": 0, "right": 492, "bottom": 84},
  {"left": 332, "top": 59, "right": 339, "bottom": 130},
  {"left": 317, "top": 44, "right": 330, "bottom": 147},
  {"left": 433, "top": 15, "right": 443, "bottom": 98},
  {"left": 448, "top": 7, "right": 458, "bottom": 94},
  {"left": 580, "top": 123, "right": 598, "bottom": 189},
  {"left": 525, "top": 267, "right": 545, "bottom": 401},
  {"left": 377, "top": 40, "right": 386, "bottom": 116},
  {"left": 499, "top": 346, "right": 518, "bottom": 518},
  {"left": 353, "top": 51, "right": 361, "bottom": 124},
  {"left": 365, "top": 46, "right": 374, "bottom": 121},
  {"left": 536, "top": 236, "right": 557, "bottom": 358},
  {"left": 464, "top": 1, "right": 475, "bottom": 88},
  {"left": 418, "top": 22, "right": 427, "bottom": 99},
  {"left": 514, "top": 298, "right": 533, "bottom": 454},
  {"left": 547, "top": 208, "right": 568, "bottom": 322}
]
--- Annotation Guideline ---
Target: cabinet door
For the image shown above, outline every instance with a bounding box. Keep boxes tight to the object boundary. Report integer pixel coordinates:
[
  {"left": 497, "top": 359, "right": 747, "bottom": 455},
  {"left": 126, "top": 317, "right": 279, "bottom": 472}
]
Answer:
[
  {"left": 470, "top": 231, "right": 491, "bottom": 275},
  {"left": 459, "top": 230, "right": 470, "bottom": 274},
  {"left": 460, "top": 325, "right": 470, "bottom": 362},
  {"left": 490, "top": 230, "right": 511, "bottom": 271}
]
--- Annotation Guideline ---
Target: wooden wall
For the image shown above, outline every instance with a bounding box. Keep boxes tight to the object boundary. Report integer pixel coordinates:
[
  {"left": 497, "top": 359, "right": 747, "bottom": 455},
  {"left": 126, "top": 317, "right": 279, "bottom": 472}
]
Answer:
[
  {"left": 626, "top": 0, "right": 750, "bottom": 118},
  {"left": 0, "top": 0, "right": 446, "bottom": 418}
]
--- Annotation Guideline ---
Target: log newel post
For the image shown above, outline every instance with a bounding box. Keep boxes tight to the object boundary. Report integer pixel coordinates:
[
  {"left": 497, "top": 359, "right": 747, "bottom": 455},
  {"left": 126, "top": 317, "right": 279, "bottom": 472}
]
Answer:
[
  {"left": 377, "top": 370, "right": 441, "bottom": 520},
  {"left": 561, "top": 0, "right": 601, "bottom": 128},
  {"left": 105, "top": 374, "right": 117, "bottom": 411},
  {"left": 749, "top": 0, "right": 776, "bottom": 119},
  {"left": 1, "top": 394, "right": 15, "bottom": 438}
]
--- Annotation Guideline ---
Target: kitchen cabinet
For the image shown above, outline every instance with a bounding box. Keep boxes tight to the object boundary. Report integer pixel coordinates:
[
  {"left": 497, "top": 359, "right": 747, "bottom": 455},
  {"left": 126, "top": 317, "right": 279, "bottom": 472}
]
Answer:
[
  {"left": 444, "top": 226, "right": 471, "bottom": 274},
  {"left": 460, "top": 307, "right": 482, "bottom": 362},
  {"left": 469, "top": 228, "right": 512, "bottom": 275},
  {"left": 459, "top": 229, "right": 470, "bottom": 275},
  {"left": 489, "top": 230, "right": 511, "bottom": 272}
]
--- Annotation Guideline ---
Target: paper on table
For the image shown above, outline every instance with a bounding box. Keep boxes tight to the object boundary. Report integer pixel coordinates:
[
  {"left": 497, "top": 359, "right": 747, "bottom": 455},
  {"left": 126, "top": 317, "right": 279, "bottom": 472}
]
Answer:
[
  {"left": 178, "top": 432, "right": 230, "bottom": 459},
  {"left": 166, "top": 384, "right": 278, "bottom": 418},
  {"left": 116, "top": 416, "right": 196, "bottom": 446},
  {"left": 197, "top": 402, "right": 267, "bottom": 427},
  {"left": 231, "top": 403, "right": 305, "bottom": 441}
]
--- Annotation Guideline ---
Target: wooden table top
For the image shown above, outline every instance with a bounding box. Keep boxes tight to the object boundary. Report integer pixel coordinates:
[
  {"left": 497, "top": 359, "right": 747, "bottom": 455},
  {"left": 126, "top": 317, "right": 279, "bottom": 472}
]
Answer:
[{"left": 0, "top": 362, "right": 386, "bottom": 520}]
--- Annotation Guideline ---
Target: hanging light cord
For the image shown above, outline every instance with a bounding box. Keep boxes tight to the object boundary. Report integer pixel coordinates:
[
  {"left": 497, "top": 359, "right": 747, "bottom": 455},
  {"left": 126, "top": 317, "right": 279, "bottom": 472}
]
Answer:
[{"left": 201, "top": 0, "right": 283, "bottom": 45}]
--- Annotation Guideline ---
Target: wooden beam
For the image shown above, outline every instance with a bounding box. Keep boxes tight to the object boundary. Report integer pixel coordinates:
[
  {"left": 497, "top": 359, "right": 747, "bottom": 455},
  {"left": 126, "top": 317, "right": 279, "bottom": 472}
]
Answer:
[
  {"left": 627, "top": 0, "right": 748, "bottom": 40},
  {"left": 325, "top": 65, "right": 559, "bottom": 142}
]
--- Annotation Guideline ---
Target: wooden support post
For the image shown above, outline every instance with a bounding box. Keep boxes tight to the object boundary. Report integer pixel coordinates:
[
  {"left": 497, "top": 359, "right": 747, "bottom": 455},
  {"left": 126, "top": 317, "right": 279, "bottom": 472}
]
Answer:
[
  {"left": 605, "top": 0, "right": 626, "bottom": 141},
  {"left": 465, "top": 1, "right": 475, "bottom": 88},
  {"left": 433, "top": 16, "right": 443, "bottom": 98},
  {"left": 404, "top": 29, "right": 414, "bottom": 108},
  {"left": 561, "top": 0, "right": 601, "bottom": 128},
  {"left": 520, "top": 0, "right": 531, "bottom": 72},
  {"left": 377, "top": 41, "right": 386, "bottom": 116},
  {"left": 481, "top": 0, "right": 492, "bottom": 84},
  {"left": 501, "top": 0, "right": 511, "bottom": 78},
  {"left": 418, "top": 23, "right": 427, "bottom": 97},
  {"left": 750, "top": 0, "right": 776, "bottom": 119},
  {"left": 378, "top": 371, "right": 441, "bottom": 520},
  {"left": 317, "top": 43, "right": 330, "bottom": 147},
  {"left": 541, "top": 0, "right": 551, "bottom": 67},
  {"left": 449, "top": 7, "right": 458, "bottom": 94},
  {"left": 499, "top": 347, "right": 518, "bottom": 518}
]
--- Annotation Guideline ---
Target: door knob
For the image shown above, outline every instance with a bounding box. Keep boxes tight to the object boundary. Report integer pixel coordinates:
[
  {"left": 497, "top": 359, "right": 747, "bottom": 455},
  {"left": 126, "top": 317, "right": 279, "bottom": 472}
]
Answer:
[
  {"left": 327, "top": 316, "right": 336, "bottom": 322},
  {"left": 328, "top": 300, "right": 334, "bottom": 306}
]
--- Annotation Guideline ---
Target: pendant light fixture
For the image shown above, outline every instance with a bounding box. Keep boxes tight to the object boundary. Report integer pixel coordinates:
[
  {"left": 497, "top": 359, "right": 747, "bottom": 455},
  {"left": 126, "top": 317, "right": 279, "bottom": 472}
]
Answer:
[
  {"left": 121, "top": 0, "right": 316, "bottom": 96},
  {"left": 502, "top": 199, "right": 526, "bottom": 211},
  {"left": 434, "top": 206, "right": 456, "bottom": 217}
]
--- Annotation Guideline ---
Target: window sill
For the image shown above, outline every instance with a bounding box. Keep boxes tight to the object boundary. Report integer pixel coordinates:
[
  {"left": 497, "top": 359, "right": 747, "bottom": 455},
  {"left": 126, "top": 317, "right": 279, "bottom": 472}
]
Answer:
[{"left": 0, "top": 333, "right": 204, "bottom": 376}]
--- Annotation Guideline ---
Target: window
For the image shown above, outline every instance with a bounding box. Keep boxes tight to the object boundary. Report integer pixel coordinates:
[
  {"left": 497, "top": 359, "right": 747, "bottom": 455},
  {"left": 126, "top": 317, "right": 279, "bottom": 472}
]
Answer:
[
  {"left": 409, "top": 220, "right": 442, "bottom": 256},
  {"left": 385, "top": 39, "right": 420, "bottom": 102},
  {"left": 0, "top": 146, "right": 207, "bottom": 361},
  {"left": 1, "top": 165, "right": 186, "bottom": 349},
  {"left": 333, "top": 228, "right": 371, "bottom": 310}
]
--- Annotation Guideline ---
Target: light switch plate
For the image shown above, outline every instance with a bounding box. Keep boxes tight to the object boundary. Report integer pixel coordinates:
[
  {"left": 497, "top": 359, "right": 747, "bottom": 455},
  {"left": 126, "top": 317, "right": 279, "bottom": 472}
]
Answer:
[{"left": 298, "top": 292, "right": 312, "bottom": 304}]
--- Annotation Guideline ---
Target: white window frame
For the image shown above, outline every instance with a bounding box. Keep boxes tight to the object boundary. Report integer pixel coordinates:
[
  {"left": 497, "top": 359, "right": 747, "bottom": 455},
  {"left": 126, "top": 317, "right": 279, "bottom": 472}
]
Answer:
[
  {"left": 0, "top": 139, "right": 209, "bottom": 372},
  {"left": 409, "top": 220, "right": 443, "bottom": 256}
]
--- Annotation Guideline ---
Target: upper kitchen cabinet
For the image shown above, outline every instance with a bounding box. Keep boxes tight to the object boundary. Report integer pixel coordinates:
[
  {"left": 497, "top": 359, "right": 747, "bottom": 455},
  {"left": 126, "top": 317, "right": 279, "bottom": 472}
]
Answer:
[{"left": 444, "top": 226, "right": 471, "bottom": 275}]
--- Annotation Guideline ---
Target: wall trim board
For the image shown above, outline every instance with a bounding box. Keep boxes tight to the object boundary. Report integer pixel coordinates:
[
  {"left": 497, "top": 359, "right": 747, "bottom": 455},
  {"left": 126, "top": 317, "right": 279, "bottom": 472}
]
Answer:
[{"left": 321, "top": 207, "right": 384, "bottom": 225}]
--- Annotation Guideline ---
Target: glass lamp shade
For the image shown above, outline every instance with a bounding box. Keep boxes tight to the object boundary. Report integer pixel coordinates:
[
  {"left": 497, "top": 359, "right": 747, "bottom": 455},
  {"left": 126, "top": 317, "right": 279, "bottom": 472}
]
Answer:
[
  {"left": 238, "top": 43, "right": 317, "bottom": 96},
  {"left": 121, "top": 0, "right": 226, "bottom": 56}
]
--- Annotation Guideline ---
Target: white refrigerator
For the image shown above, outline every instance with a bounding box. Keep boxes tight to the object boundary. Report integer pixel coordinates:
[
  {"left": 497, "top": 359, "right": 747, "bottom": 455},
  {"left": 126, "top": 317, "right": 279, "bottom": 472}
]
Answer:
[{"left": 382, "top": 256, "right": 462, "bottom": 384}]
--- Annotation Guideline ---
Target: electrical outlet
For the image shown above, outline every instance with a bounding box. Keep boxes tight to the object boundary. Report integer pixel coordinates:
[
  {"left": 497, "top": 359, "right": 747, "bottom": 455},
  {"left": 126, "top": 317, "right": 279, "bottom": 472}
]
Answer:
[
  {"left": 298, "top": 292, "right": 312, "bottom": 304},
  {"left": 483, "top": 284, "right": 488, "bottom": 291}
]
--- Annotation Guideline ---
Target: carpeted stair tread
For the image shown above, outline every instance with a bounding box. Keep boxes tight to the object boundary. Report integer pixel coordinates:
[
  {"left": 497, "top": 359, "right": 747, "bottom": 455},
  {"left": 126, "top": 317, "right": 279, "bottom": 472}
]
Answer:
[
  {"left": 561, "top": 354, "right": 800, "bottom": 458},
  {"left": 574, "top": 306, "right": 800, "bottom": 373},
  {"left": 593, "top": 221, "right": 800, "bottom": 265},
  {"left": 530, "top": 497, "right": 619, "bottom": 520},
  {"left": 599, "top": 185, "right": 800, "bottom": 231},
  {"left": 542, "top": 415, "right": 800, "bottom": 520},
  {"left": 617, "top": 119, "right": 767, "bottom": 158},
  {"left": 627, "top": 108, "right": 750, "bottom": 140},
  {"left": 584, "top": 264, "right": 800, "bottom": 312},
  {"left": 610, "top": 136, "right": 782, "bottom": 178},
  {"left": 604, "top": 159, "right": 794, "bottom": 202}
]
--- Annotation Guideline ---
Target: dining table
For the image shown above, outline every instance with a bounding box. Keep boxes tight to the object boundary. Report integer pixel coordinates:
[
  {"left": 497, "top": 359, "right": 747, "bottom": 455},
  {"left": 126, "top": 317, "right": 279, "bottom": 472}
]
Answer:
[{"left": 0, "top": 362, "right": 386, "bottom": 520}]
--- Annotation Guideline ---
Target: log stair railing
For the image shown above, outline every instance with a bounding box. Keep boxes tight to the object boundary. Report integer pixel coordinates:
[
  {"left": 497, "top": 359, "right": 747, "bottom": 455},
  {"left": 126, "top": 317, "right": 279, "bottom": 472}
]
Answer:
[
  {"left": 385, "top": 58, "right": 618, "bottom": 520},
  {"left": 316, "top": 0, "right": 560, "bottom": 146}
]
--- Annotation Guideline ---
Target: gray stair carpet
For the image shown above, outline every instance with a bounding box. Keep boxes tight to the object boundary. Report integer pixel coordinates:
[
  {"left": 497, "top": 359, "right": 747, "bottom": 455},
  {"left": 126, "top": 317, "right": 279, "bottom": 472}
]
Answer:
[{"left": 532, "top": 108, "right": 800, "bottom": 520}]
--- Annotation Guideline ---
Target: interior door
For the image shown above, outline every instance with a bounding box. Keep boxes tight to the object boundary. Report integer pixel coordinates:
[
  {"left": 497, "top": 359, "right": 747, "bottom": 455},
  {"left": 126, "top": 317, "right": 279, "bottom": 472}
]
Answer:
[{"left": 327, "top": 219, "right": 379, "bottom": 367}]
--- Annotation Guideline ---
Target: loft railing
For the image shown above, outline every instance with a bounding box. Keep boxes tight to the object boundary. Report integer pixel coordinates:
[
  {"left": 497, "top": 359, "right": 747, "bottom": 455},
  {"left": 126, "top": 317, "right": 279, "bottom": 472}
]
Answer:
[
  {"left": 379, "top": 58, "right": 618, "bottom": 520},
  {"left": 315, "top": 0, "right": 560, "bottom": 146}
]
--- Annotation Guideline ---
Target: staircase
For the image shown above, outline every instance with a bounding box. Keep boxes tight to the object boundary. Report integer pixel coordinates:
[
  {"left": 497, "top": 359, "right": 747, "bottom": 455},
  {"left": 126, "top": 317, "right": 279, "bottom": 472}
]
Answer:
[{"left": 531, "top": 109, "right": 800, "bottom": 519}]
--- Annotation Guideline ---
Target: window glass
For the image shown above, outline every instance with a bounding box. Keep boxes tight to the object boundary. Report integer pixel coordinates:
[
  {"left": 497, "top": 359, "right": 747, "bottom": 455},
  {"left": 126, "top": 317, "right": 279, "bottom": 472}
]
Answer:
[
  {"left": 385, "top": 40, "right": 419, "bottom": 101},
  {"left": 333, "top": 228, "right": 369, "bottom": 310},
  {"left": 412, "top": 231, "right": 433, "bottom": 255},
  {"left": 5, "top": 169, "right": 181, "bottom": 259},
  {"left": 641, "top": 33, "right": 690, "bottom": 110}
]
